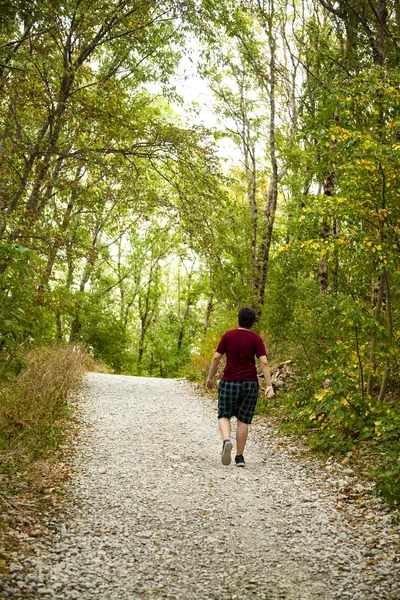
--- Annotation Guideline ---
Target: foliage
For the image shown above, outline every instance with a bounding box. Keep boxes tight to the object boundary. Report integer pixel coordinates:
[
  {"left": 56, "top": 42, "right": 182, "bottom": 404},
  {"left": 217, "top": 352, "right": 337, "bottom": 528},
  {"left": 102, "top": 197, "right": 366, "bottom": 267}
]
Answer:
[
  {"left": 374, "top": 441, "right": 400, "bottom": 505},
  {"left": 0, "top": 0, "right": 226, "bottom": 380},
  {"left": 0, "top": 244, "right": 38, "bottom": 379},
  {"left": 82, "top": 307, "right": 134, "bottom": 375}
]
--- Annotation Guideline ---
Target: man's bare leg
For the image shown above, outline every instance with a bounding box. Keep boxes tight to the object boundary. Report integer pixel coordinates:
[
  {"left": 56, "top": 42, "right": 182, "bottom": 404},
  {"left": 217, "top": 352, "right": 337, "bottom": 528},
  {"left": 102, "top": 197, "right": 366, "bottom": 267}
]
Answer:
[
  {"left": 236, "top": 420, "right": 248, "bottom": 456},
  {"left": 219, "top": 418, "right": 233, "bottom": 465},
  {"left": 218, "top": 417, "right": 231, "bottom": 441}
]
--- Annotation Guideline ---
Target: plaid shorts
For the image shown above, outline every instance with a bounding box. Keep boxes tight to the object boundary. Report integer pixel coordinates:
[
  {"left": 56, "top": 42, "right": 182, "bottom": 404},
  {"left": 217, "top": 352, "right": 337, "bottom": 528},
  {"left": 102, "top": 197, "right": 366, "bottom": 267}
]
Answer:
[{"left": 218, "top": 380, "right": 259, "bottom": 425}]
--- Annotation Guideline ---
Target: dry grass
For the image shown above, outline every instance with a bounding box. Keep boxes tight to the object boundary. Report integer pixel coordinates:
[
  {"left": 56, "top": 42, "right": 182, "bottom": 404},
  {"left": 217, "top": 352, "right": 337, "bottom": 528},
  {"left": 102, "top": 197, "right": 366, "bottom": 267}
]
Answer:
[
  {"left": 84, "top": 354, "right": 109, "bottom": 373},
  {"left": 0, "top": 345, "right": 91, "bottom": 573},
  {"left": 0, "top": 344, "right": 88, "bottom": 462}
]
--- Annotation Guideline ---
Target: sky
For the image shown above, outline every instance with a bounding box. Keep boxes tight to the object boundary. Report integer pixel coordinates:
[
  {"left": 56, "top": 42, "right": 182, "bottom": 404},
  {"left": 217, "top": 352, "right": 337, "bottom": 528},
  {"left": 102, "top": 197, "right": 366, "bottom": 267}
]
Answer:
[{"left": 172, "top": 45, "right": 242, "bottom": 168}]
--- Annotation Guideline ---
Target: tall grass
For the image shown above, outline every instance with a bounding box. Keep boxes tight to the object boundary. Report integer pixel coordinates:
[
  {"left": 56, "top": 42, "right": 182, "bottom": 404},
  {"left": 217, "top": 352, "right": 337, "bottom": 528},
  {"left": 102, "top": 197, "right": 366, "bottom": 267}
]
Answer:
[{"left": 0, "top": 345, "right": 89, "bottom": 462}]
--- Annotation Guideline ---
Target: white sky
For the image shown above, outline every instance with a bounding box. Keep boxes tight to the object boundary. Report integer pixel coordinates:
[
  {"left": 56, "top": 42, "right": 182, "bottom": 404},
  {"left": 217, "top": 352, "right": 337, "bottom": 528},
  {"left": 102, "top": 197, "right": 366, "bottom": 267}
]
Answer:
[{"left": 172, "top": 48, "right": 242, "bottom": 168}]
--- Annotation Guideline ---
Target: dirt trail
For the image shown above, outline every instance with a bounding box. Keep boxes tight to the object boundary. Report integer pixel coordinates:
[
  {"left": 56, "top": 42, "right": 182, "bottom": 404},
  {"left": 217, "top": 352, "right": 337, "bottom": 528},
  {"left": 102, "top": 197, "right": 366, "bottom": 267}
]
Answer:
[{"left": 2, "top": 373, "right": 399, "bottom": 599}]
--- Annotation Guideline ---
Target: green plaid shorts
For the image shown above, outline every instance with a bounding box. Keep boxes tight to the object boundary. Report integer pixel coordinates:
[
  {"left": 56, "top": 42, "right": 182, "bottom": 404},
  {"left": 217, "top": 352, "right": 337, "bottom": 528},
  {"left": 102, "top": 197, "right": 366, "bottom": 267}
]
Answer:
[{"left": 218, "top": 380, "right": 259, "bottom": 425}]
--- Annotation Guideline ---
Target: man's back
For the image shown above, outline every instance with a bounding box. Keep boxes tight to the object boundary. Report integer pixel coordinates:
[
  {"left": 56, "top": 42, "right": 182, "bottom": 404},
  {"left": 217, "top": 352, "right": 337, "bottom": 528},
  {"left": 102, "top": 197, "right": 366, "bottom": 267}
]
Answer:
[{"left": 217, "top": 328, "right": 266, "bottom": 381}]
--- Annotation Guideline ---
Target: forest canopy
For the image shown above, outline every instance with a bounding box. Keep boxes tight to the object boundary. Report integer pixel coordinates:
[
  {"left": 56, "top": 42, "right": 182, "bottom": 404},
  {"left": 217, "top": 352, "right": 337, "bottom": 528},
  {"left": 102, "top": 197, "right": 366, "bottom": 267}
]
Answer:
[{"left": 1, "top": 0, "right": 399, "bottom": 501}]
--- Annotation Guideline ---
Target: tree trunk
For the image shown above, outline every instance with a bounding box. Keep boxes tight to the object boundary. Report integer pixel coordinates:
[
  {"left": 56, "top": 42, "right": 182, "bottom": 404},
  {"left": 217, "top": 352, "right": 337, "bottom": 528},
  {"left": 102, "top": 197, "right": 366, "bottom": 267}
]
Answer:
[
  {"left": 177, "top": 268, "right": 194, "bottom": 351},
  {"left": 318, "top": 217, "right": 330, "bottom": 295},
  {"left": 366, "top": 272, "right": 385, "bottom": 396},
  {"left": 69, "top": 224, "right": 102, "bottom": 342},
  {"left": 332, "top": 217, "right": 339, "bottom": 293},
  {"left": 254, "top": 1, "right": 279, "bottom": 314},
  {"left": 239, "top": 77, "right": 258, "bottom": 292},
  {"left": 55, "top": 312, "right": 63, "bottom": 342},
  {"left": 375, "top": 0, "right": 388, "bottom": 67},
  {"left": 38, "top": 198, "right": 75, "bottom": 291},
  {"left": 318, "top": 168, "right": 335, "bottom": 294},
  {"left": 0, "top": 24, "right": 33, "bottom": 84},
  {"left": 138, "top": 322, "right": 146, "bottom": 367},
  {"left": 137, "top": 258, "right": 160, "bottom": 371},
  {"left": 1, "top": 5, "right": 131, "bottom": 239},
  {"left": 202, "top": 294, "right": 214, "bottom": 341},
  {"left": 378, "top": 272, "right": 393, "bottom": 402},
  {"left": 0, "top": 117, "right": 53, "bottom": 238}
]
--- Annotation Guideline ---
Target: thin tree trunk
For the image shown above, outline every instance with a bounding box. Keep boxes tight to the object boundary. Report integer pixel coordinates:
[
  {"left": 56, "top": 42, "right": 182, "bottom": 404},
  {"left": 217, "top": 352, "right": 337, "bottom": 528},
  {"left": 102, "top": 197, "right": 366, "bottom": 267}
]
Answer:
[
  {"left": 177, "top": 268, "right": 194, "bottom": 351},
  {"left": 1, "top": 4, "right": 128, "bottom": 238},
  {"left": 202, "top": 294, "right": 214, "bottom": 341},
  {"left": 367, "top": 272, "right": 385, "bottom": 396},
  {"left": 0, "top": 117, "right": 53, "bottom": 237},
  {"left": 25, "top": 115, "right": 68, "bottom": 213},
  {"left": 332, "top": 217, "right": 339, "bottom": 293},
  {"left": 138, "top": 323, "right": 146, "bottom": 367},
  {"left": 375, "top": 0, "right": 388, "bottom": 67},
  {"left": 239, "top": 77, "right": 258, "bottom": 291},
  {"left": 378, "top": 272, "right": 393, "bottom": 402},
  {"left": 137, "top": 259, "right": 160, "bottom": 370},
  {"left": 38, "top": 199, "right": 75, "bottom": 291},
  {"left": 318, "top": 220, "right": 329, "bottom": 294},
  {"left": 0, "top": 24, "right": 33, "bottom": 83},
  {"left": 55, "top": 312, "right": 63, "bottom": 341},
  {"left": 318, "top": 141, "right": 335, "bottom": 295},
  {"left": 245, "top": 140, "right": 257, "bottom": 291},
  {"left": 116, "top": 231, "right": 125, "bottom": 324},
  {"left": 69, "top": 223, "right": 102, "bottom": 342},
  {"left": 255, "top": 0, "right": 279, "bottom": 314}
]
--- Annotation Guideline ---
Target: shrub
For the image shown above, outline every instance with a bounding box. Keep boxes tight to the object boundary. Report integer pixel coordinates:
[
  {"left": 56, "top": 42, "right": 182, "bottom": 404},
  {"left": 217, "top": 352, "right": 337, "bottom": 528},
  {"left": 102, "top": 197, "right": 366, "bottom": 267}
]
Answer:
[
  {"left": 374, "top": 441, "right": 400, "bottom": 505},
  {"left": 0, "top": 345, "right": 88, "bottom": 461}
]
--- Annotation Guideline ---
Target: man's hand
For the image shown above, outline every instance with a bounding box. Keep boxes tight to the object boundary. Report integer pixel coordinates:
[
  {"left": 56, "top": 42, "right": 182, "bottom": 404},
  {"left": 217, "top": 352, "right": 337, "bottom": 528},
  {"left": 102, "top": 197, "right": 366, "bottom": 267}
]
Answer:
[
  {"left": 265, "top": 385, "right": 274, "bottom": 398},
  {"left": 259, "top": 356, "right": 274, "bottom": 398},
  {"left": 206, "top": 352, "right": 222, "bottom": 391}
]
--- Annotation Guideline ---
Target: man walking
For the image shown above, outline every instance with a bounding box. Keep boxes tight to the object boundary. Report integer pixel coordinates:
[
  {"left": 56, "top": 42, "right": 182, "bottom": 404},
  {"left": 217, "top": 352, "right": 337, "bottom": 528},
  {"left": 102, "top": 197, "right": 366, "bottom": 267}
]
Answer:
[{"left": 206, "top": 307, "right": 274, "bottom": 467}]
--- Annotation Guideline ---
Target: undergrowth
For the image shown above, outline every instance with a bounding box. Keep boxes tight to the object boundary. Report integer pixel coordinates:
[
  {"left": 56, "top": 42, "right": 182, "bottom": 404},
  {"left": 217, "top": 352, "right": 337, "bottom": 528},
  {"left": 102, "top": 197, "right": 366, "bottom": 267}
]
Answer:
[
  {"left": 259, "top": 382, "right": 400, "bottom": 506},
  {"left": 0, "top": 344, "right": 90, "bottom": 465}
]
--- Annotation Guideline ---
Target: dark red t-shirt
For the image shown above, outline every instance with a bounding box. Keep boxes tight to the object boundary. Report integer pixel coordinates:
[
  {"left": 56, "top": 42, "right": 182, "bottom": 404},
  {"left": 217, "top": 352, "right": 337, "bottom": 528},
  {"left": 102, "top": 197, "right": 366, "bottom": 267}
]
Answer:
[{"left": 216, "top": 329, "right": 266, "bottom": 382}]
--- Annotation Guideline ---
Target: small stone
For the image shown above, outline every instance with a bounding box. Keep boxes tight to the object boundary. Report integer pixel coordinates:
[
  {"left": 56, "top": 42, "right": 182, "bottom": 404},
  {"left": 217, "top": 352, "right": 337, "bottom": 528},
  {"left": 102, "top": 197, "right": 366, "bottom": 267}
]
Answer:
[
  {"left": 343, "top": 468, "right": 355, "bottom": 477},
  {"left": 8, "top": 563, "right": 22, "bottom": 573}
]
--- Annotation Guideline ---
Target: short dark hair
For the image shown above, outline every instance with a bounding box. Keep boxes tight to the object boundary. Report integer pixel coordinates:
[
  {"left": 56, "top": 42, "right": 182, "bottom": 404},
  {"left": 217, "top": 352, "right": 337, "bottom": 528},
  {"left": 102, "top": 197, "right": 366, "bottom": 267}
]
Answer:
[{"left": 238, "top": 307, "right": 256, "bottom": 328}]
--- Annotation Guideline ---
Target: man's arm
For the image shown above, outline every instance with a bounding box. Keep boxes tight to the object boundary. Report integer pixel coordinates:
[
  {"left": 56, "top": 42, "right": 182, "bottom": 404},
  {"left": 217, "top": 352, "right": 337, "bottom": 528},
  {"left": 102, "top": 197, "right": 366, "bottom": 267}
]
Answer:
[
  {"left": 206, "top": 352, "right": 222, "bottom": 390},
  {"left": 259, "top": 355, "right": 274, "bottom": 397}
]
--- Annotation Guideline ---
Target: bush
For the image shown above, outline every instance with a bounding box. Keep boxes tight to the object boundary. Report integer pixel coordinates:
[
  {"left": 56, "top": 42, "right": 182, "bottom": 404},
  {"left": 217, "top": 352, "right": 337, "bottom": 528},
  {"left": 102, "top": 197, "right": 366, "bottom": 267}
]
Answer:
[
  {"left": 0, "top": 345, "right": 88, "bottom": 461},
  {"left": 0, "top": 244, "right": 38, "bottom": 380},
  {"left": 184, "top": 332, "right": 223, "bottom": 382},
  {"left": 374, "top": 441, "right": 400, "bottom": 505}
]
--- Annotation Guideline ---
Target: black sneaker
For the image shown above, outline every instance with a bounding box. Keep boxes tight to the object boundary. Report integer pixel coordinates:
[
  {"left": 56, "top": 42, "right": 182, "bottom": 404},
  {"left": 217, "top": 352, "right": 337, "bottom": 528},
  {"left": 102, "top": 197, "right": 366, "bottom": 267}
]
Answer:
[
  {"left": 221, "top": 440, "right": 233, "bottom": 465},
  {"left": 235, "top": 454, "right": 245, "bottom": 467}
]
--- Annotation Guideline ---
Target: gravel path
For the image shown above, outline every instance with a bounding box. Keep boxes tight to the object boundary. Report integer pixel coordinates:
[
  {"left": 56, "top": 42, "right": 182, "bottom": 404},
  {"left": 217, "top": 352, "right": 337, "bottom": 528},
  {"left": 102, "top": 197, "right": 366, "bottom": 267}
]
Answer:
[{"left": 2, "top": 373, "right": 399, "bottom": 599}]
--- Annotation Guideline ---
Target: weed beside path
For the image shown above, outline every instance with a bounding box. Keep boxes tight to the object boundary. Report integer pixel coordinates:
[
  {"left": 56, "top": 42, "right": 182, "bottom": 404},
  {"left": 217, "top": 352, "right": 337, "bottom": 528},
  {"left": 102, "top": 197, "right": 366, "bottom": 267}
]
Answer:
[{"left": 0, "top": 345, "right": 90, "bottom": 579}]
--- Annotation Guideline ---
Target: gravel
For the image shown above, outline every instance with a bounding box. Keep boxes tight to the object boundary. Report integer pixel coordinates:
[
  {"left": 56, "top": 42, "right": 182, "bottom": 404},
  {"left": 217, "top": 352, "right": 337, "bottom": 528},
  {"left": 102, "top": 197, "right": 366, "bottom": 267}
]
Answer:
[{"left": 1, "top": 372, "right": 399, "bottom": 599}]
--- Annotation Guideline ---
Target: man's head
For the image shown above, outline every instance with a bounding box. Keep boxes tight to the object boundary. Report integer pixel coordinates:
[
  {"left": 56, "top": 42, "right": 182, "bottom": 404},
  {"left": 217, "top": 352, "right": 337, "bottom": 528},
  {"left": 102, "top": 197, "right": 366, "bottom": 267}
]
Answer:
[{"left": 238, "top": 307, "right": 256, "bottom": 329}]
